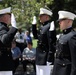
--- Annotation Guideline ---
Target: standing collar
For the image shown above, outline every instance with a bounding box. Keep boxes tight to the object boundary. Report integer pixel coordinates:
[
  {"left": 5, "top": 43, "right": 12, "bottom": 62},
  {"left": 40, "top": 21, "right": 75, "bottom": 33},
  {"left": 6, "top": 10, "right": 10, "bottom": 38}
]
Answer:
[
  {"left": 63, "top": 27, "right": 73, "bottom": 34},
  {"left": 42, "top": 20, "right": 50, "bottom": 26},
  {"left": 0, "top": 22, "right": 7, "bottom": 27}
]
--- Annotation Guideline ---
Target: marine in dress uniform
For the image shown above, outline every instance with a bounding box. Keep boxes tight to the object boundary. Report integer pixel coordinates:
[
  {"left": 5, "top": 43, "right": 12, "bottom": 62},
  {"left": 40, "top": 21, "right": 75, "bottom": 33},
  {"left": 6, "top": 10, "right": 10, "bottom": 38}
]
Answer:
[
  {"left": 0, "top": 7, "right": 18, "bottom": 75},
  {"left": 52, "top": 11, "right": 76, "bottom": 75},
  {"left": 32, "top": 8, "right": 56, "bottom": 75}
]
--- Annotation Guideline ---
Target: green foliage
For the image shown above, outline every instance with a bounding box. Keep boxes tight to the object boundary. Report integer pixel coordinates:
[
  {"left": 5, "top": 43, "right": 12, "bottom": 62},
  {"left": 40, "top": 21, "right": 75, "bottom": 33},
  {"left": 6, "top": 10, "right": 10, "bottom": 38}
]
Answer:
[
  {"left": 0, "top": 0, "right": 76, "bottom": 31},
  {"left": 32, "top": 39, "right": 37, "bottom": 48}
]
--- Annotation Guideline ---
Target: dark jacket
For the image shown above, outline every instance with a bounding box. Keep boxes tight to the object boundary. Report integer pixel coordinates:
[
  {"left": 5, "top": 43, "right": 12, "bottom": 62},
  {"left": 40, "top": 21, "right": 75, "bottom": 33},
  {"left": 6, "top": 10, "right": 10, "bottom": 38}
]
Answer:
[
  {"left": 52, "top": 27, "right": 76, "bottom": 75},
  {"left": 0, "top": 22, "right": 17, "bottom": 71},
  {"left": 32, "top": 21, "right": 56, "bottom": 65}
]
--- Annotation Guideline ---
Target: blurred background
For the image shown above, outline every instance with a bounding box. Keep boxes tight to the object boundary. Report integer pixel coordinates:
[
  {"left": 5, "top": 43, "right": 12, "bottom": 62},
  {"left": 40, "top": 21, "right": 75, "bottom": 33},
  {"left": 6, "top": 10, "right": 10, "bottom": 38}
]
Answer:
[{"left": 0, "top": 0, "right": 76, "bottom": 34}]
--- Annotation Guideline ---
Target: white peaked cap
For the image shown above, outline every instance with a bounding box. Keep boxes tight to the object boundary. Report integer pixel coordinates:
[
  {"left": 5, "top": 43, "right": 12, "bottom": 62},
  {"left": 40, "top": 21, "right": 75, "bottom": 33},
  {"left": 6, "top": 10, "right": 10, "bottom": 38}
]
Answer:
[
  {"left": 58, "top": 11, "right": 76, "bottom": 20},
  {"left": 39, "top": 8, "right": 53, "bottom": 16},
  {"left": 32, "top": 16, "right": 37, "bottom": 24},
  {"left": 0, "top": 7, "right": 11, "bottom": 15}
]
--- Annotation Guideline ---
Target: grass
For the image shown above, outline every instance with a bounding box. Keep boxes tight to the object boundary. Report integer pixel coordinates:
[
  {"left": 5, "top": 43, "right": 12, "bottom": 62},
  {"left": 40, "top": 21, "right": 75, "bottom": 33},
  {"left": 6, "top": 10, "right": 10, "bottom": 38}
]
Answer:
[{"left": 32, "top": 39, "right": 38, "bottom": 48}]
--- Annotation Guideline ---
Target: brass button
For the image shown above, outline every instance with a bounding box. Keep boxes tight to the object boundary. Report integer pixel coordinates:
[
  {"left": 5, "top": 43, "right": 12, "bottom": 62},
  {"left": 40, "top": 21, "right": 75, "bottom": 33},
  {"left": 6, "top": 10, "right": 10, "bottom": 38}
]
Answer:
[{"left": 63, "top": 64, "right": 65, "bottom": 66}]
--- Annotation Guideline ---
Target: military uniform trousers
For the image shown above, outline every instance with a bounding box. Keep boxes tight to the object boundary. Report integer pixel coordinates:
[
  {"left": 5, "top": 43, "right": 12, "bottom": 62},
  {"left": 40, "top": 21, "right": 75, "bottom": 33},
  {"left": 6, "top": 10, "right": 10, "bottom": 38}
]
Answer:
[
  {"left": 36, "top": 62, "right": 53, "bottom": 75},
  {"left": 0, "top": 71, "right": 13, "bottom": 75}
]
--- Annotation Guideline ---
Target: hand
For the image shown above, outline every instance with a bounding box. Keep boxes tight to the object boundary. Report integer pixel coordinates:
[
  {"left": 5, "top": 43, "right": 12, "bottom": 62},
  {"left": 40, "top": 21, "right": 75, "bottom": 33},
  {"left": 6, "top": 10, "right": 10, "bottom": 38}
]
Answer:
[
  {"left": 49, "top": 21, "right": 55, "bottom": 31},
  {"left": 47, "top": 62, "right": 52, "bottom": 65},
  {"left": 32, "top": 16, "right": 37, "bottom": 25},
  {"left": 11, "top": 13, "right": 17, "bottom": 29}
]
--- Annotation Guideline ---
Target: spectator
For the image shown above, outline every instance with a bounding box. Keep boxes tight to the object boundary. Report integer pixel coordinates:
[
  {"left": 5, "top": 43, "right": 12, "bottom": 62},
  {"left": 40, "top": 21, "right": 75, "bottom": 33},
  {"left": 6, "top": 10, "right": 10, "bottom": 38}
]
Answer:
[
  {"left": 22, "top": 42, "right": 36, "bottom": 73},
  {"left": 24, "top": 31, "right": 32, "bottom": 44},
  {"left": 11, "top": 39, "right": 21, "bottom": 73},
  {"left": 15, "top": 28, "right": 26, "bottom": 53}
]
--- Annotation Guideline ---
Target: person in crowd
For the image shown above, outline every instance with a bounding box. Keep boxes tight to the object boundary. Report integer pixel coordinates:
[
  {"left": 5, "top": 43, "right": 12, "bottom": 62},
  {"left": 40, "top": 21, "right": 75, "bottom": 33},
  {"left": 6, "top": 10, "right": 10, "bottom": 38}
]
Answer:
[
  {"left": 24, "top": 30, "right": 32, "bottom": 44},
  {"left": 32, "top": 7, "right": 56, "bottom": 75},
  {"left": 0, "top": 7, "right": 18, "bottom": 75},
  {"left": 22, "top": 42, "right": 36, "bottom": 73},
  {"left": 52, "top": 10, "right": 76, "bottom": 75},
  {"left": 11, "top": 39, "right": 21, "bottom": 73},
  {"left": 15, "top": 28, "right": 26, "bottom": 53}
]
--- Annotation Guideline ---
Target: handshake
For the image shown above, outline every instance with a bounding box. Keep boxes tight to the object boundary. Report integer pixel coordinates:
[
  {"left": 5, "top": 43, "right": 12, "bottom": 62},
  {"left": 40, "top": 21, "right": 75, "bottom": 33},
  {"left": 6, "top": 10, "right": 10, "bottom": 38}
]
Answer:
[{"left": 11, "top": 13, "right": 18, "bottom": 29}]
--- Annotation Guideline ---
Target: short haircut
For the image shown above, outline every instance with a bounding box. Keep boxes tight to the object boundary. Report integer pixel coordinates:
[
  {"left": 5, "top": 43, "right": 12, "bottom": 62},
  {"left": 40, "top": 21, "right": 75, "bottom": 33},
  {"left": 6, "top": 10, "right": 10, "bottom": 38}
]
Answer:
[{"left": 27, "top": 41, "right": 33, "bottom": 46}]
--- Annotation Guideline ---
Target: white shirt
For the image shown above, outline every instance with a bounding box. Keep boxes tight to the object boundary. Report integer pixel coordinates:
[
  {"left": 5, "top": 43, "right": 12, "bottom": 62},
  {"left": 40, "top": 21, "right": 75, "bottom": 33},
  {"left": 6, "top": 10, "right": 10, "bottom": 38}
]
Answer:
[{"left": 15, "top": 32, "right": 25, "bottom": 43}]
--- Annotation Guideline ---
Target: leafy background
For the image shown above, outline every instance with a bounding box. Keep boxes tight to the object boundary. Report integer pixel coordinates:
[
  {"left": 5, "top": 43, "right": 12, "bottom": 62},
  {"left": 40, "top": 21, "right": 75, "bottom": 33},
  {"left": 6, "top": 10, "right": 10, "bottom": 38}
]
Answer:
[{"left": 0, "top": 0, "right": 76, "bottom": 32}]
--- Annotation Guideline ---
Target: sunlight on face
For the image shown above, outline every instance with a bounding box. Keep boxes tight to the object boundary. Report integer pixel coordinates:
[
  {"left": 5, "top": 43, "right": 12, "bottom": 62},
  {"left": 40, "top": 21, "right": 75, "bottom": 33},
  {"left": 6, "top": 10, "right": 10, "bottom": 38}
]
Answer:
[
  {"left": 39, "top": 14, "right": 49, "bottom": 23},
  {"left": 59, "top": 19, "right": 69, "bottom": 30},
  {"left": 4, "top": 14, "right": 11, "bottom": 25}
]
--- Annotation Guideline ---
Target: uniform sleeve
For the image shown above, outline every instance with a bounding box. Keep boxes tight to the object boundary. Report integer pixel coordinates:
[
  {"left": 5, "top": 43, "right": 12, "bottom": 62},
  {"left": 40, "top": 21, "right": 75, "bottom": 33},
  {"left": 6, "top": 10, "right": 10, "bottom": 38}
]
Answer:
[
  {"left": 68, "top": 35, "right": 76, "bottom": 75},
  {"left": 0, "top": 27, "right": 17, "bottom": 45},
  {"left": 32, "top": 24, "right": 38, "bottom": 39},
  {"left": 47, "top": 30, "right": 56, "bottom": 63}
]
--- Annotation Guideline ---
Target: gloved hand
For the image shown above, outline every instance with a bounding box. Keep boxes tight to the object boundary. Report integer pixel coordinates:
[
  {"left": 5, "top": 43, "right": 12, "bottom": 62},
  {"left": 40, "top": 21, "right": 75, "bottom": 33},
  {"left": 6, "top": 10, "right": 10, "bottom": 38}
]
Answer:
[
  {"left": 47, "top": 61, "right": 52, "bottom": 65},
  {"left": 11, "top": 13, "right": 17, "bottom": 29},
  {"left": 32, "top": 16, "right": 37, "bottom": 25},
  {"left": 49, "top": 21, "right": 55, "bottom": 31}
]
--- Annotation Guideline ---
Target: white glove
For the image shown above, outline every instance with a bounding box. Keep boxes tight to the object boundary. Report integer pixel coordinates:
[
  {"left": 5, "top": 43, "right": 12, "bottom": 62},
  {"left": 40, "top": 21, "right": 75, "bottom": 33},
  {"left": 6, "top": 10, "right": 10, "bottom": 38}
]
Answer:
[
  {"left": 32, "top": 16, "right": 37, "bottom": 25},
  {"left": 49, "top": 21, "right": 55, "bottom": 31},
  {"left": 47, "top": 62, "right": 52, "bottom": 65},
  {"left": 11, "top": 13, "right": 17, "bottom": 29}
]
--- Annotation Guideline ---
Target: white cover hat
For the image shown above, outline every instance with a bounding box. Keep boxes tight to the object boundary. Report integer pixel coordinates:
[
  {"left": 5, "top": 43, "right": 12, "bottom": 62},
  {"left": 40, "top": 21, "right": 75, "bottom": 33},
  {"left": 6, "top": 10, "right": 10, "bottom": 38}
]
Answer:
[
  {"left": 0, "top": 7, "right": 11, "bottom": 15},
  {"left": 58, "top": 10, "right": 76, "bottom": 21},
  {"left": 39, "top": 8, "right": 53, "bottom": 16},
  {"left": 32, "top": 16, "right": 37, "bottom": 24}
]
